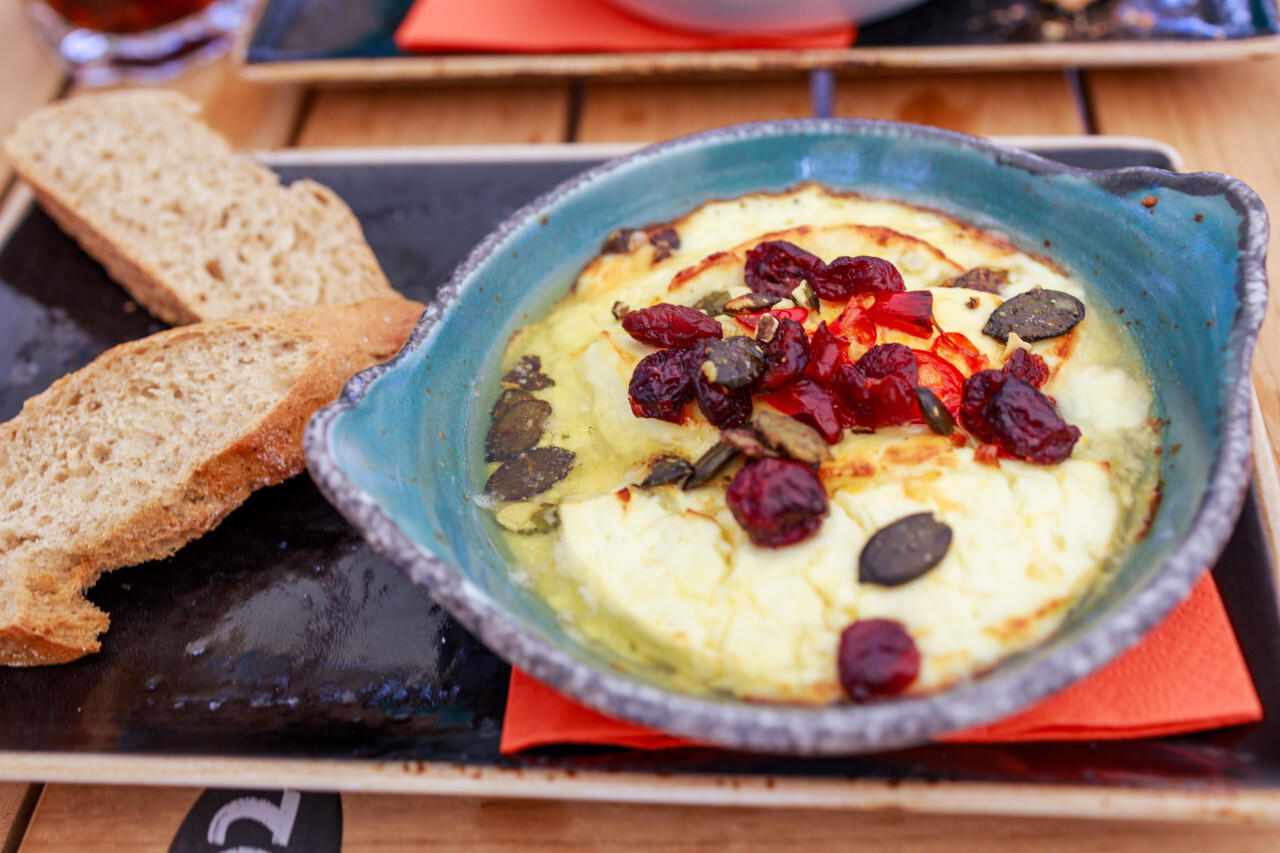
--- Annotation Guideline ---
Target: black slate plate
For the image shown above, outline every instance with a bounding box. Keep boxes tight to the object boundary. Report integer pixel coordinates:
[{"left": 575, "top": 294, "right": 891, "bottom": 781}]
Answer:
[
  {"left": 2, "top": 143, "right": 1279, "bottom": 793},
  {"left": 243, "top": 0, "right": 1278, "bottom": 65}
]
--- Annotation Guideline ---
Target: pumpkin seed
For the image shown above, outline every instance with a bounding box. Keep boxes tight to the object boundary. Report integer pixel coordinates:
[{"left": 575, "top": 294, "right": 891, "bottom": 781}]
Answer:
[
  {"left": 501, "top": 355, "right": 554, "bottom": 390},
  {"left": 752, "top": 410, "right": 830, "bottom": 465},
  {"left": 486, "top": 446, "right": 575, "bottom": 501},
  {"left": 491, "top": 388, "right": 533, "bottom": 421},
  {"left": 485, "top": 397, "right": 552, "bottom": 462},
  {"left": 790, "top": 280, "right": 820, "bottom": 312},
  {"left": 649, "top": 227, "right": 680, "bottom": 263},
  {"left": 859, "top": 513, "right": 953, "bottom": 587},
  {"left": 494, "top": 502, "right": 560, "bottom": 535},
  {"left": 692, "top": 289, "right": 732, "bottom": 317},
  {"left": 602, "top": 228, "right": 641, "bottom": 254},
  {"left": 701, "top": 337, "right": 766, "bottom": 388},
  {"left": 682, "top": 441, "right": 741, "bottom": 491},
  {"left": 721, "top": 427, "right": 774, "bottom": 458},
  {"left": 641, "top": 454, "right": 695, "bottom": 488},
  {"left": 723, "top": 293, "right": 781, "bottom": 314},
  {"left": 983, "top": 288, "right": 1085, "bottom": 343},
  {"left": 914, "top": 386, "right": 955, "bottom": 436},
  {"left": 951, "top": 267, "right": 1007, "bottom": 293},
  {"left": 755, "top": 313, "right": 780, "bottom": 343}
]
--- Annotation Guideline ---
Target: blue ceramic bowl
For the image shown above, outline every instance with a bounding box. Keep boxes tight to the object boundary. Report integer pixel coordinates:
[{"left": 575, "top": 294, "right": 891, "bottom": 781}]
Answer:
[{"left": 304, "top": 120, "right": 1268, "bottom": 755}]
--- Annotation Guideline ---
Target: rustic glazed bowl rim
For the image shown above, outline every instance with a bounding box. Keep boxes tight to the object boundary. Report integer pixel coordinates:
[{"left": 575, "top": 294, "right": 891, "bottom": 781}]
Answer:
[{"left": 305, "top": 119, "right": 1269, "bottom": 755}]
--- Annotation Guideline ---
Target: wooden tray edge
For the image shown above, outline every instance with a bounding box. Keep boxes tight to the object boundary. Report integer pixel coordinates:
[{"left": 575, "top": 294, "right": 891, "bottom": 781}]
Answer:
[
  {"left": 2, "top": 137, "right": 1275, "bottom": 822},
  {"left": 234, "top": 36, "right": 1280, "bottom": 84},
  {"left": 246, "top": 135, "right": 1186, "bottom": 169},
  {"left": 1251, "top": 391, "right": 1280, "bottom": 606},
  {"left": 1, "top": 753, "right": 1279, "bottom": 822}
]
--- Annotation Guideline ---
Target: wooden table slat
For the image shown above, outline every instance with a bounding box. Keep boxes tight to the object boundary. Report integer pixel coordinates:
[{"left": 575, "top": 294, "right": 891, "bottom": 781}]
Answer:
[
  {"left": 576, "top": 71, "right": 1084, "bottom": 143},
  {"left": 65, "top": 56, "right": 306, "bottom": 149},
  {"left": 296, "top": 84, "right": 575, "bottom": 148},
  {"left": 834, "top": 70, "right": 1085, "bottom": 137},
  {"left": 17, "top": 785, "right": 1280, "bottom": 853},
  {"left": 577, "top": 77, "right": 812, "bottom": 141},
  {"left": 1, "top": 784, "right": 38, "bottom": 853},
  {"left": 0, "top": 4, "right": 65, "bottom": 195}
]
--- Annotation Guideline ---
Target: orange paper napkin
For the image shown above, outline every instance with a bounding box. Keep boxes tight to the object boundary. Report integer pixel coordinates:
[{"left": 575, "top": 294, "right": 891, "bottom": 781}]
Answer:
[
  {"left": 395, "top": 0, "right": 856, "bottom": 54},
  {"left": 500, "top": 574, "right": 1263, "bottom": 753}
]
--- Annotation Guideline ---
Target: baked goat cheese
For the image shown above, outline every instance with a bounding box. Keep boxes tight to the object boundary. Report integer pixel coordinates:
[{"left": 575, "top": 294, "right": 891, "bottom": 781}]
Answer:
[{"left": 483, "top": 184, "right": 1158, "bottom": 704}]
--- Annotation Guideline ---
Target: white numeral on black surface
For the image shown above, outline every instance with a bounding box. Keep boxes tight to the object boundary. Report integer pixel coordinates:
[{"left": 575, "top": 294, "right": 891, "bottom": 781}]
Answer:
[{"left": 206, "top": 790, "right": 301, "bottom": 850}]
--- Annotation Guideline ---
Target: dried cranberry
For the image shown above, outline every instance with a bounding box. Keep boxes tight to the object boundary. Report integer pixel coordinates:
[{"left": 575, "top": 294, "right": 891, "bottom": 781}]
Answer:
[
  {"left": 760, "top": 376, "right": 843, "bottom": 444},
  {"left": 959, "top": 369, "right": 1004, "bottom": 445},
  {"left": 726, "top": 457, "right": 829, "bottom": 548},
  {"left": 866, "top": 291, "right": 934, "bottom": 338},
  {"left": 864, "top": 344, "right": 918, "bottom": 381},
  {"left": 1002, "top": 348, "right": 1050, "bottom": 388},
  {"left": 837, "top": 343, "right": 921, "bottom": 429},
  {"left": 856, "top": 382, "right": 920, "bottom": 429},
  {"left": 995, "top": 383, "right": 1080, "bottom": 464},
  {"left": 804, "top": 321, "right": 846, "bottom": 383},
  {"left": 628, "top": 346, "right": 696, "bottom": 423},
  {"left": 960, "top": 370, "right": 1080, "bottom": 464},
  {"left": 744, "top": 240, "right": 823, "bottom": 297},
  {"left": 824, "top": 363, "right": 870, "bottom": 429},
  {"left": 758, "top": 317, "right": 811, "bottom": 391},
  {"left": 810, "top": 256, "right": 906, "bottom": 302},
  {"left": 837, "top": 619, "right": 920, "bottom": 702},
  {"left": 694, "top": 366, "right": 752, "bottom": 429},
  {"left": 622, "top": 303, "right": 723, "bottom": 348}
]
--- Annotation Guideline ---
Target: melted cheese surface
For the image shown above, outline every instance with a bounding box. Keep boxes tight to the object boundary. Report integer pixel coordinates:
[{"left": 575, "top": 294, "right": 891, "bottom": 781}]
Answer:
[{"left": 492, "top": 184, "right": 1158, "bottom": 703}]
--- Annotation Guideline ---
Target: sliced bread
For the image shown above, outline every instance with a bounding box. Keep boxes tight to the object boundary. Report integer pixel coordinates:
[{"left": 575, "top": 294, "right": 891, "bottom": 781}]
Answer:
[
  {"left": 0, "top": 297, "right": 422, "bottom": 665},
  {"left": 3, "top": 91, "right": 394, "bottom": 326}
]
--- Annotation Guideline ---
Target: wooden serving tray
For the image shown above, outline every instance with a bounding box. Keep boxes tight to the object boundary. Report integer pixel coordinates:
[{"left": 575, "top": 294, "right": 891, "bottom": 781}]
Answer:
[
  {"left": 235, "top": 0, "right": 1280, "bottom": 83},
  {"left": 0, "top": 141, "right": 1278, "bottom": 823}
]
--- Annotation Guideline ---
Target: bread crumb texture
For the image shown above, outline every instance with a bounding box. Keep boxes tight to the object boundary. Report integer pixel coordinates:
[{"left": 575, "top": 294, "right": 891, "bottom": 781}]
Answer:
[
  {"left": 3, "top": 91, "right": 393, "bottom": 325},
  {"left": 0, "top": 298, "right": 422, "bottom": 665}
]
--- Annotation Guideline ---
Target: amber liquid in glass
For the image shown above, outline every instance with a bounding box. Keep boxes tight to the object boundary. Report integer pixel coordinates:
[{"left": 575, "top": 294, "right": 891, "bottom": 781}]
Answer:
[{"left": 42, "top": 0, "right": 215, "bottom": 33}]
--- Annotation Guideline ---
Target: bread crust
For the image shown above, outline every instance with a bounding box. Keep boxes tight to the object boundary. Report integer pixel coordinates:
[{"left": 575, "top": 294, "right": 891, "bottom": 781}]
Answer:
[
  {"left": 26, "top": 181, "right": 201, "bottom": 325},
  {"left": 0, "top": 297, "right": 422, "bottom": 665}
]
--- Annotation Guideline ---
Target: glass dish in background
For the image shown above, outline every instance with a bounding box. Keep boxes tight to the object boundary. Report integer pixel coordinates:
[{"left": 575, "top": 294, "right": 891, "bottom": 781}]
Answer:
[
  {"left": 604, "top": 0, "right": 1276, "bottom": 38},
  {"left": 603, "top": 0, "right": 928, "bottom": 31},
  {"left": 22, "top": 0, "right": 254, "bottom": 85}
]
